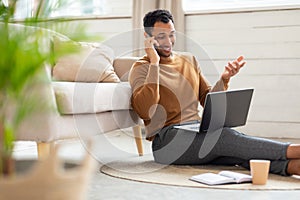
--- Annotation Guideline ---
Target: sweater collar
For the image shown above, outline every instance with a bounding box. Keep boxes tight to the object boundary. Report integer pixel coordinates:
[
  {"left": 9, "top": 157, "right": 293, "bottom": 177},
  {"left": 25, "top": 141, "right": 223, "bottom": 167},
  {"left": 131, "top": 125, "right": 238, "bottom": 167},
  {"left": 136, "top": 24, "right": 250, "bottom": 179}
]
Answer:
[{"left": 159, "top": 52, "right": 176, "bottom": 64}]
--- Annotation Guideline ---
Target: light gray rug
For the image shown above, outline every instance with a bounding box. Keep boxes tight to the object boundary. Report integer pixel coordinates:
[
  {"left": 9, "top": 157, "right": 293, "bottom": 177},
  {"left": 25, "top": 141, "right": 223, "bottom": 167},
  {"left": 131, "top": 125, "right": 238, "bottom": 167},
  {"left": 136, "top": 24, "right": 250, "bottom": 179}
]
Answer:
[{"left": 100, "top": 155, "right": 300, "bottom": 190}]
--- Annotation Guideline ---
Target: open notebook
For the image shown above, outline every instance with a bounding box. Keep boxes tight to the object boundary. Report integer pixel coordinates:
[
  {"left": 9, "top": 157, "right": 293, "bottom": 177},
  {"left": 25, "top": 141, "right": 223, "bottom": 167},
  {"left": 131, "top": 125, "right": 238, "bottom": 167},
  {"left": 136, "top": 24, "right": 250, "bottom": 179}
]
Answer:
[{"left": 190, "top": 171, "right": 252, "bottom": 185}]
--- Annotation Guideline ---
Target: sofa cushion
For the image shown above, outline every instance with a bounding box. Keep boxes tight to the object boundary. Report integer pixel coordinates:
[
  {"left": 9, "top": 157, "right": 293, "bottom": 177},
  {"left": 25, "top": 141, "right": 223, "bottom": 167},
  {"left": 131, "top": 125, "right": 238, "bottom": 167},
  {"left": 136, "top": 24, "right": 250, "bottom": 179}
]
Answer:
[
  {"left": 113, "top": 57, "right": 139, "bottom": 81},
  {"left": 53, "top": 82, "right": 132, "bottom": 114},
  {"left": 52, "top": 38, "right": 120, "bottom": 83}
]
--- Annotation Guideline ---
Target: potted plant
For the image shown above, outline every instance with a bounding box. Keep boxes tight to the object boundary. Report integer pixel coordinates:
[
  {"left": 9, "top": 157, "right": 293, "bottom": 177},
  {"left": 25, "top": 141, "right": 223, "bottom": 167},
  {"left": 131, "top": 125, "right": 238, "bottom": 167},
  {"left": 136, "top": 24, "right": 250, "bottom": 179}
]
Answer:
[
  {"left": 0, "top": 0, "right": 92, "bottom": 175},
  {"left": 0, "top": 3, "right": 97, "bottom": 199}
]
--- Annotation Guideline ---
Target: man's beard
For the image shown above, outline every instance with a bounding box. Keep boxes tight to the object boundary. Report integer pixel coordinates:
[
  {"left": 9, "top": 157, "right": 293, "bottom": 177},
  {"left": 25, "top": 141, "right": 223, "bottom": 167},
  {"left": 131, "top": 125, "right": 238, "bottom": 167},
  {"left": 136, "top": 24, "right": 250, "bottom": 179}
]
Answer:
[{"left": 156, "top": 45, "right": 173, "bottom": 58}]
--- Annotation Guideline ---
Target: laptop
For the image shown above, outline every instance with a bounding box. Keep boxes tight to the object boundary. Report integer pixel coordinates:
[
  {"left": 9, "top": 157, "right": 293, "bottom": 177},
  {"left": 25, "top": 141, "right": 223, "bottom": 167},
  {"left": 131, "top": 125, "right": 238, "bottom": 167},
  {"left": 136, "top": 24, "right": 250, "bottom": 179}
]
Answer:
[{"left": 174, "top": 88, "right": 254, "bottom": 132}]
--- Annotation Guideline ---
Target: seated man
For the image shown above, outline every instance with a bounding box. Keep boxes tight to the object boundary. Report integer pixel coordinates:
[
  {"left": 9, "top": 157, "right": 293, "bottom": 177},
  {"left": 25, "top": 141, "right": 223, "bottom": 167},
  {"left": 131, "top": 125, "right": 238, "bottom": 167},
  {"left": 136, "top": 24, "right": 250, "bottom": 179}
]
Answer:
[{"left": 129, "top": 9, "right": 300, "bottom": 176}]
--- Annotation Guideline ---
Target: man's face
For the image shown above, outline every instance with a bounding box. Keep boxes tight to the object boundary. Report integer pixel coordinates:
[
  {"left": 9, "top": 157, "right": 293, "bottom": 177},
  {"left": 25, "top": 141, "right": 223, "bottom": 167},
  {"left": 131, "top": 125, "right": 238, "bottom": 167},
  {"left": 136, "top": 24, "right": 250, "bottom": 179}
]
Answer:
[{"left": 151, "top": 21, "right": 176, "bottom": 58}]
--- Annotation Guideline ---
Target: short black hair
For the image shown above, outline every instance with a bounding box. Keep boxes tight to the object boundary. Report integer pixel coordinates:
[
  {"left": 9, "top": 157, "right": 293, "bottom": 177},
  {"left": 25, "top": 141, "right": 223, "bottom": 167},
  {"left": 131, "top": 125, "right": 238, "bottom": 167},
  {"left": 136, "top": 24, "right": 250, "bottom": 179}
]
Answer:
[{"left": 143, "top": 9, "right": 174, "bottom": 36}]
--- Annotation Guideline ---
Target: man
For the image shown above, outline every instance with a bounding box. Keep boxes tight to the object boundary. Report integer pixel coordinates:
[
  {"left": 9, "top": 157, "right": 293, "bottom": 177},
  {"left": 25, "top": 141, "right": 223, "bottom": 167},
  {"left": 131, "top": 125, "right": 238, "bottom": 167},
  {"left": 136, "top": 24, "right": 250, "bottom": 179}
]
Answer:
[{"left": 129, "top": 9, "right": 300, "bottom": 176}]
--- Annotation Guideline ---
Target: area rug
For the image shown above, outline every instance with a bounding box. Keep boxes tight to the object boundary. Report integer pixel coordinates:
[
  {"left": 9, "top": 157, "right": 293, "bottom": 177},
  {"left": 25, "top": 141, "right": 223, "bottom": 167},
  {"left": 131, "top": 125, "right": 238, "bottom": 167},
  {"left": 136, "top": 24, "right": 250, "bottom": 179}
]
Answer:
[{"left": 100, "top": 154, "right": 300, "bottom": 190}]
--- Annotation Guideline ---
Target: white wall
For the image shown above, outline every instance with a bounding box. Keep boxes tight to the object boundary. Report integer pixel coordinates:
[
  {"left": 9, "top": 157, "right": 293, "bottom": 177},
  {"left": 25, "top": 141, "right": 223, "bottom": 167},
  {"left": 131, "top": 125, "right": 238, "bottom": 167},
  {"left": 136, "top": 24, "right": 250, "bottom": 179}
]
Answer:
[
  {"left": 62, "top": 17, "right": 134, "bottom": 56},
  {"left": 186, "top": 8, "right": 300, "bottom": 138}
]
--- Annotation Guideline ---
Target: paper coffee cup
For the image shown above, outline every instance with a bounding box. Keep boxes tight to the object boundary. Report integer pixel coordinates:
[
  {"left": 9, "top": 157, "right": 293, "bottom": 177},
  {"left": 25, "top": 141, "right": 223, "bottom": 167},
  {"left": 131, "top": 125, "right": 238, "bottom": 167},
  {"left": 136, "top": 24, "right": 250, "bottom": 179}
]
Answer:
[{"left": 250, "top": 159, "right": 270, "bottom": 185}]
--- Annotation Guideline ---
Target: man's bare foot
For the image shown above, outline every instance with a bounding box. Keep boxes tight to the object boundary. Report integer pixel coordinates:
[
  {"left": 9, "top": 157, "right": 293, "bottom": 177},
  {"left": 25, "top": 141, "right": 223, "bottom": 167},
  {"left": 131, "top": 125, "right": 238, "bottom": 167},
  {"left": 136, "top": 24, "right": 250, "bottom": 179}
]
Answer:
[{"left": 287, "top": 159, "right": 300, "bottom": 175}]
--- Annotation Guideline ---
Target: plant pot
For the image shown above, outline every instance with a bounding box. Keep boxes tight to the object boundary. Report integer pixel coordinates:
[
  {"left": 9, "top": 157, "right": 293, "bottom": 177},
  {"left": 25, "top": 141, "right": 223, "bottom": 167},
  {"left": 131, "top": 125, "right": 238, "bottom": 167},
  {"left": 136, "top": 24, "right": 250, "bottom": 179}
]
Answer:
[
  {"left": 0, "top": 147, "right": 96, "bottom": 200},
  {"left": 0, "top": 155, "right": 15, "bottom": 176}
]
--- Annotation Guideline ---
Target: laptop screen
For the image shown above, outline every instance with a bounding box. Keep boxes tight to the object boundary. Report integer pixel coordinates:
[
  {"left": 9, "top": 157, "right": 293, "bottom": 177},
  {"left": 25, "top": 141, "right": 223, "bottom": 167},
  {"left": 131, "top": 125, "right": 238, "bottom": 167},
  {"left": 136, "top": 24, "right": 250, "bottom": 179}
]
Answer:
[{"left": 200, "top": 88, "right": 254, "bottom": 132}]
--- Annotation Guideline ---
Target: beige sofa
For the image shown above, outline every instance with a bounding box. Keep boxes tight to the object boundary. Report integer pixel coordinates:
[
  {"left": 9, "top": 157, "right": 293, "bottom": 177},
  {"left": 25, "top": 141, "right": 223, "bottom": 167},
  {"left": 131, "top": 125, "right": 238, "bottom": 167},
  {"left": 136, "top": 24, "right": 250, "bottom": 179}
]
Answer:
[{"left": 16, "top": 52, "right": 144, "bottom": 157}]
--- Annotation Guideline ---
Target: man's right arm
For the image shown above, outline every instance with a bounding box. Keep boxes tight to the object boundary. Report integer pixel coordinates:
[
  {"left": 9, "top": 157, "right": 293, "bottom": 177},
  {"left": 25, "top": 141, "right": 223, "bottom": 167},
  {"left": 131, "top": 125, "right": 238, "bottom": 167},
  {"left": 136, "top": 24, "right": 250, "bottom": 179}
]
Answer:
[{"left": 129, "top": 62, "right": 160, "bottom": 120}]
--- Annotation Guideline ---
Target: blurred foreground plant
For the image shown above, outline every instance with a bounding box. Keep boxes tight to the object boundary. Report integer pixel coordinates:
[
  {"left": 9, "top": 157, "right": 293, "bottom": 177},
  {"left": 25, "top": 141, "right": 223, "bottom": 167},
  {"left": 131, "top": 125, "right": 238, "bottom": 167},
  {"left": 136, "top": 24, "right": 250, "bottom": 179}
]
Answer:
[{"left": 0, "top": 0, "right": 89, "bottom": 176}]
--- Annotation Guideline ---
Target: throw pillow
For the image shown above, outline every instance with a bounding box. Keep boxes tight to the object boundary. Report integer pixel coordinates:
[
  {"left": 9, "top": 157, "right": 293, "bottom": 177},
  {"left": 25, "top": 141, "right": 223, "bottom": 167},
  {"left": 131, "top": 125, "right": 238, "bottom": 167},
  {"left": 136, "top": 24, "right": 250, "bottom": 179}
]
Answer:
[{"left": 52, "top": 37, "right": 120, "bottom": 83}]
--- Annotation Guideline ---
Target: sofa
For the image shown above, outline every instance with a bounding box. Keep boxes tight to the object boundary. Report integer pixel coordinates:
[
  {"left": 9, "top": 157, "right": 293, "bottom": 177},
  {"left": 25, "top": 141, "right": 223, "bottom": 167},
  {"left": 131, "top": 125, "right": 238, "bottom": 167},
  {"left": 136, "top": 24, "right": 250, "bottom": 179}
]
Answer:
[{"left": 15, "top": 34, "right": 144, "bottom": 158}]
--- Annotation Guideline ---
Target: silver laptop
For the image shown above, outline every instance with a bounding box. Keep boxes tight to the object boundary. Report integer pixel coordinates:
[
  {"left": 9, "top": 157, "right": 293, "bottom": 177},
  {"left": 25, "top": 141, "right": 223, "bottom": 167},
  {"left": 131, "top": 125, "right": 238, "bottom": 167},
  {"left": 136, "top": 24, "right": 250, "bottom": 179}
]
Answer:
[{"left": 174, "top": 88, "right": 254, "bottom": 132}]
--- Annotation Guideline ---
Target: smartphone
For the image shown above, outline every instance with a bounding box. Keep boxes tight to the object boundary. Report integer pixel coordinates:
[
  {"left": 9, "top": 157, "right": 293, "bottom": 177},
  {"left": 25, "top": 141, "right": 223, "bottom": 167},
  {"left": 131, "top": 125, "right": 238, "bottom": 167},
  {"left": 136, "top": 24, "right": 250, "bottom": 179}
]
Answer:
[{"left": 146, "top": 33, "right": 159, "bottom": 50}]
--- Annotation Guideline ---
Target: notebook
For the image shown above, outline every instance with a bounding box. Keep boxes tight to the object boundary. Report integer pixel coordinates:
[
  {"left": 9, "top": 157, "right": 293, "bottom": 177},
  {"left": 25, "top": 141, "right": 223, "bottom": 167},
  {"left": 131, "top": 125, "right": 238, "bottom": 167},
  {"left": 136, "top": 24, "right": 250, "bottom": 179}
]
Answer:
[
  {"left": 190, "top": 171, "right": 252, "bottom": 185},
  {"left": 174, "top": 88, "right": 254, "bottom": 132}
]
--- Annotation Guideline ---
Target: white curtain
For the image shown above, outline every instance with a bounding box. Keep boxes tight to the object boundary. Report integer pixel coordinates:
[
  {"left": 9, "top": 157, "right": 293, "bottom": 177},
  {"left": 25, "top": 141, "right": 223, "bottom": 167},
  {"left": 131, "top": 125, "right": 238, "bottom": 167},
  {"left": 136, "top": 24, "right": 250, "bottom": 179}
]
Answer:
[{"left": 132, "top": 0, "right": 185, "bottom": 56}]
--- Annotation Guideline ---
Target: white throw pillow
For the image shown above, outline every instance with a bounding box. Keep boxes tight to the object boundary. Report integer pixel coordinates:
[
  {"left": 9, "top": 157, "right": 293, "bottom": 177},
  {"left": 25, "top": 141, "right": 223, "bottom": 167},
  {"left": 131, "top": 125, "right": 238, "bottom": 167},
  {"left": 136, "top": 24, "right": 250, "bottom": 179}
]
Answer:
[{"left": 52, "top": 38, "right": 120, "bottom": 83}]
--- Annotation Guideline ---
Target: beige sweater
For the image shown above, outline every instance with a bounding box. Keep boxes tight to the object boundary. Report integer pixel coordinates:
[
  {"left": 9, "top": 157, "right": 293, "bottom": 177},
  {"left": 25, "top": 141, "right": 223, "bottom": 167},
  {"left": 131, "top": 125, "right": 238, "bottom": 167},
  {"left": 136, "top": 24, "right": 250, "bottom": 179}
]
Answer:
[{"left": 129, "top": 52, "right": 228, "bottom": 140}]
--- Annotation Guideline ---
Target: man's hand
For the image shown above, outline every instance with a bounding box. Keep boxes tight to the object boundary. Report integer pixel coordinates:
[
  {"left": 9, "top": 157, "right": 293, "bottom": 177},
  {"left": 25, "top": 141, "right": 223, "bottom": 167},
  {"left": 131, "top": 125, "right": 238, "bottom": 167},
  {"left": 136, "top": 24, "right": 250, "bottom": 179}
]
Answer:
[
  {"left": 144, "top": 36, "right": 160, "bottom": 65},
  {"left": 221, "top": 55, "right": 246, "bottom": 81}
]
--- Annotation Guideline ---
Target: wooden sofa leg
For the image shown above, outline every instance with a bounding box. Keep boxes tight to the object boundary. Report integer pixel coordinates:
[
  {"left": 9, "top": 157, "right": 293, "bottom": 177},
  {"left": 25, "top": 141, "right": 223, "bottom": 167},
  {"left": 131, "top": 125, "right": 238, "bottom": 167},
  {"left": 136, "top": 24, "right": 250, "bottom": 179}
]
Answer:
[
  {"left": 37, "top": 142, "right": 52, "bottom": 159},
  {"left": 132, "top": 126, "right": 143, "bottom": 156}
]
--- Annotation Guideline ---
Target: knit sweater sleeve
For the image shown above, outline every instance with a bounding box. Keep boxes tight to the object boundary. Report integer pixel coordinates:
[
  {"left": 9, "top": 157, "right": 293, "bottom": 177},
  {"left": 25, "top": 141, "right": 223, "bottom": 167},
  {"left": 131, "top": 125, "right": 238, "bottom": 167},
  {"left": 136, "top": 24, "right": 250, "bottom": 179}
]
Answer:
[
  {"left": 129, "top": 61, "right": 160, "bottom": 120},
  {"left": 195, "top": 57, "right": 229, "bottom": 106}
]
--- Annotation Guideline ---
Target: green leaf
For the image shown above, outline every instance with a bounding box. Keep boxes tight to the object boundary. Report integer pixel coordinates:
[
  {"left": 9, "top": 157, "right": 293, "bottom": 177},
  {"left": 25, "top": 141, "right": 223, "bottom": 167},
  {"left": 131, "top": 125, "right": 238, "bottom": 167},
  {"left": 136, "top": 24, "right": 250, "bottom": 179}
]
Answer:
[{"left": 3, "top": 123, "right": 15, "bottom": 156}]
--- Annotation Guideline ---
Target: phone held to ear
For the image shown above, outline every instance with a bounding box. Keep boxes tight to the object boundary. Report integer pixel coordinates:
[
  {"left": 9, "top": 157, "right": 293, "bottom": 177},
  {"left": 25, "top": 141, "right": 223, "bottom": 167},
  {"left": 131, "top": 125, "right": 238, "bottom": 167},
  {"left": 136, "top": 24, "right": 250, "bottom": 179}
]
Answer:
[{"left": 146, "top": 33, "right": 159, "bottom": 48}]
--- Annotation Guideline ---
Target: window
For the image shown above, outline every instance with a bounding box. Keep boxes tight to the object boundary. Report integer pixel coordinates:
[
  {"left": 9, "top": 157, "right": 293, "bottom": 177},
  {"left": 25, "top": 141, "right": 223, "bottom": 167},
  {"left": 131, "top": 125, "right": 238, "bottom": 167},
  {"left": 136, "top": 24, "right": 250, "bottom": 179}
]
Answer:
[
  {"left": 10, "top": 0, "right": 132, "bottom": 19},
  {"left": 49, "top": 0, "right": 133, "bottom": 18},
  {"left": 182, "top": 0, "right": 300, "bottom": 12},
  {"left": 3, "top": 0, "right": 34, "bottom": 19}
]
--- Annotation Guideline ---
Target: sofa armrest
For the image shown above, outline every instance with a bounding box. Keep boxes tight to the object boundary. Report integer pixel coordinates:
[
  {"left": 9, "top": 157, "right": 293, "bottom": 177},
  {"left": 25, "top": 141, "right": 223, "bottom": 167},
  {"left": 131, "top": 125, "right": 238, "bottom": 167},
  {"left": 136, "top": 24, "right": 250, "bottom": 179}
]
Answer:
[
  {"left": 113, "top": 57, "right": 139, "bottom": 81},
  {"left": 17, "top": 64, "right": 58, "bottom": 114},
  {"left": 16, "top": 65, "right": 61, "bottom": 141},
  {"left": 41, "top": 65, "right": 59, "bottom": 112}
]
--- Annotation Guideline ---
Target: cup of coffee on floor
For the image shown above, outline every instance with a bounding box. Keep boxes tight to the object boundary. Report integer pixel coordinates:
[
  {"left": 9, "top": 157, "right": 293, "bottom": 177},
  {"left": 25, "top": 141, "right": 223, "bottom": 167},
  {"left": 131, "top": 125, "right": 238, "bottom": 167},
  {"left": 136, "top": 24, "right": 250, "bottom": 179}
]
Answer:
[{"left": 250, "top": 159, "right": 270, "bottom": 185}]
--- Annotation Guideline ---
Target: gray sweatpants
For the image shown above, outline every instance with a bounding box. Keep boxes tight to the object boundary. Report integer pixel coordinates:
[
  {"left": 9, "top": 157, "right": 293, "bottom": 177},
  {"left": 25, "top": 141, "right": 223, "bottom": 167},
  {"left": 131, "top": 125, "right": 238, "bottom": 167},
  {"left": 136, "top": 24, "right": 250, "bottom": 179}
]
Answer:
[{"left": 152, "top": 123, "right": 291, "bottom": 176}]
